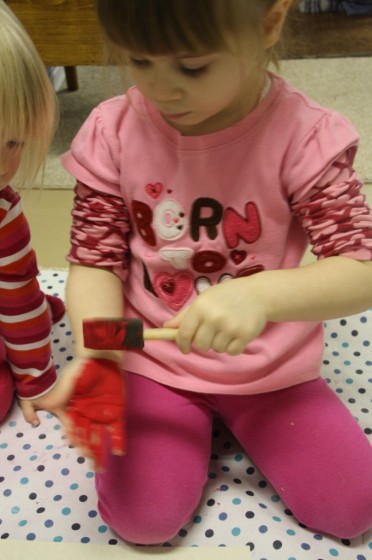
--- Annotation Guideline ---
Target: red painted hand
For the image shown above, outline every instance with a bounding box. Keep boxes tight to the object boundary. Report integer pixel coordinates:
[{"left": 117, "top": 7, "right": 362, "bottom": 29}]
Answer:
[{"left": 66, "top": 358, "right": 126, "bottom": 470}]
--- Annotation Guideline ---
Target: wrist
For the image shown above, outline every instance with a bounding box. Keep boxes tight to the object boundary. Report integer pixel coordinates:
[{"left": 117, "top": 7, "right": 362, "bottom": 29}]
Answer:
[{"left": 78, "top": 349, "right": 123, "bottom": 363}]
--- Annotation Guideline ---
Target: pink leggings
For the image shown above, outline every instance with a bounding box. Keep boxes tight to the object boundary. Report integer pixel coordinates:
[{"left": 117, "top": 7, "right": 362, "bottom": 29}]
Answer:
[{"left": 96, "top": 373, "right": 372, "bottom": 544}]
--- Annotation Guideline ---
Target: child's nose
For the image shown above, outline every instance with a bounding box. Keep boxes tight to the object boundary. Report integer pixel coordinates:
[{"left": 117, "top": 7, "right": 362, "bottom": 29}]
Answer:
[{"left": 150, "top": 73, "right": 181, "bottom": 103}]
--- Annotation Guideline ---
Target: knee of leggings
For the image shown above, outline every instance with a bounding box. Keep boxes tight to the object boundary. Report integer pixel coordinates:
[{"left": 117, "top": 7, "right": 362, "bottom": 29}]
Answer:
[
  {"left": 323, "top": 513, "right": 372, "bottom": 540},
  {"left": 295, "top": 498, "right": 372, "bottom": 539},
  {"left": 98, "top": 499, "right": 191, "bottom": 545}
]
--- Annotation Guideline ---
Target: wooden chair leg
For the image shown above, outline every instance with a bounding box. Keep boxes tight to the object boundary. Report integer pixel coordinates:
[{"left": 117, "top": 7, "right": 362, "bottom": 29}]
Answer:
[{"left": 64, "top": 66, "right": 78, "bottom": 91}]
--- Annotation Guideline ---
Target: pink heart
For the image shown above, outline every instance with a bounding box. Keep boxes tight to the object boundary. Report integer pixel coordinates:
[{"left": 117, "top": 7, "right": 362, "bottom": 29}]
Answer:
[
  {"left": 145, "top": 182, "right": 163, "bottom": 199},
  {"left": 153, "top": 272, "right": 194, "bottom": 311}
]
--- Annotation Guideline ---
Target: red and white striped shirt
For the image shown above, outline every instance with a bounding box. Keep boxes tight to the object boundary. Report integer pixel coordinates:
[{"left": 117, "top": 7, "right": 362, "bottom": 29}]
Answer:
[{"left": 0, "top": 186, "right": 57, "bottom": 399}]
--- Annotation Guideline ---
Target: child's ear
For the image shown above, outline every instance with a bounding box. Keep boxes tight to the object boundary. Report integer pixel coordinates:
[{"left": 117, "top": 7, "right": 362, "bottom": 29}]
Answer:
[{"left": 262, "top": 0, "right": 292, "bottom": 49}]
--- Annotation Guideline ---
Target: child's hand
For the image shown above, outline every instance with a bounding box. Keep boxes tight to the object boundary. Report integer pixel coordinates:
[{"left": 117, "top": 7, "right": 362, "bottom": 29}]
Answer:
[
  {"left": 19, "top": 393, "right": 61, "bottom": 427},
  {"left": 164, "top": 277, "right": 269, "bottom": 355},
  {"left": 18, "top": 361, "right": 85, "bottom": 426},
  {"left": 20, "top": 358, "right": 126, "bottom": 470},
  {"left": 65, "top": 357, "right": 126, "bottom": 471}
]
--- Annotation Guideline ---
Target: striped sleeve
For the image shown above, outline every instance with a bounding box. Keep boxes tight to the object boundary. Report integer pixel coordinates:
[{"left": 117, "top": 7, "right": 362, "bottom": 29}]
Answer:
[{"left": 0, "top": 187, "right": 57, "bottom": 399}]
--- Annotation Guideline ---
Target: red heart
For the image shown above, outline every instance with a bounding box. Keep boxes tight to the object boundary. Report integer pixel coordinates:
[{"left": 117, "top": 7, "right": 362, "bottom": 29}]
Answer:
[
  {"left": 153, "top": 272, "right": 194, "bottom": 311},
  {"left": 162, "top": 279, "right": 175, "bottom": 295},
  {"left": 230, "top": 250, "right": 246, "bottom": 265},
  {"left": 145, "top": 183, "right": 163, "bottom": 199}
]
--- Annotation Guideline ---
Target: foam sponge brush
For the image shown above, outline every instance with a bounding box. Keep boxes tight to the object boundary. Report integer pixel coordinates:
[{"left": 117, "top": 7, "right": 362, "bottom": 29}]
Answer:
[{"left": 83, "top": 317, "right": 177, "bottom": 350}]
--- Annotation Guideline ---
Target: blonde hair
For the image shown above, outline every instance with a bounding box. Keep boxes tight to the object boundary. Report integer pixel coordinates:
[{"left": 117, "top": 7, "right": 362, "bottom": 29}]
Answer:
[
  {"left": 0, "top": 0, "right": 57, "bottom": 188},
  {"left": 96, "top": 0, "right": 284, "bottom": 66}
]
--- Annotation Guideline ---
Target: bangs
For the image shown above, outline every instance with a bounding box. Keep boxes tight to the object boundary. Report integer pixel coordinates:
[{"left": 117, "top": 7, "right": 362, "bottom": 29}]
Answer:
[
  {"left": 97, "top": 0, "right": 257, "bottom": 58},
  {"left": 0, "top": 59, "right": 36, "bottom": 146}
]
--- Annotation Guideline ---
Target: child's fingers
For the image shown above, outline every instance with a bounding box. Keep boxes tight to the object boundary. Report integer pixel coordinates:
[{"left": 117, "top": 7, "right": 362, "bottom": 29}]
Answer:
[
  {"left": 88, "top": 424, "right": 106, "bottom": 470},
  {"left": 108, "top": 421, "right": 126, "bottom": 456},
  {"left": 65, "top": 410, "right": 92, "bottom": 452},
  {"left": 163, "top": 307, "right": 188, "bottom": 329},
  {"left": 19, "top": 400, "right": 40, "bottom": 427}
]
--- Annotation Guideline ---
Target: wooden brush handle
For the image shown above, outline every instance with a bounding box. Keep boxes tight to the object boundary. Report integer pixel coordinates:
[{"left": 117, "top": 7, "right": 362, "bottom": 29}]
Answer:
[{"left": 143, "top": 328, "right": 178, "bottom": 341}]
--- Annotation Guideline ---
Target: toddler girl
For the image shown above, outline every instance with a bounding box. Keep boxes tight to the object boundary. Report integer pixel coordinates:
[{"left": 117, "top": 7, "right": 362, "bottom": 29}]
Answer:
[
  {"left": 61, "top": 0, "right": 372, "bottom": 543},
  {"left": 0, "top": 1, "right": 64, "bottom": 425}
]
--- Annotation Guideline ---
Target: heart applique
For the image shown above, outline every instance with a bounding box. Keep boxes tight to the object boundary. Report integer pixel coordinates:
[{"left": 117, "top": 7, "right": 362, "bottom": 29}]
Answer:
[
  {"left": 153, "top": 271, "right": 194, "bottom": 311},
  {"left": 145, "top": 182, "right": 163, "bottom": 199},
  {"left": 230, "top": 249, "right": 246, "bottom": 265}
]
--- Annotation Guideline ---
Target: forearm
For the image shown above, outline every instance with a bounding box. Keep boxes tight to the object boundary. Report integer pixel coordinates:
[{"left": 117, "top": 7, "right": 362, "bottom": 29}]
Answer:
[
  {"left": 162, "top": 255, "right": 372, "bottom": 355},
  {"left": 0, "top": 276, "right": 57, "bottom": 398},
  {"left": 66, "top": 263, "right": 124, "bottom": 361},
  {"left": 257, "top": 256, "right": 372, "bottom": 323}
]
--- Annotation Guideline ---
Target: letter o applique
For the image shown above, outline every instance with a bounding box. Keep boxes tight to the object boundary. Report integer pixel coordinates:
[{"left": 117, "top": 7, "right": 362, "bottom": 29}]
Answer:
[{"left": 192, "top": 251, "right": 226, "bottom": 273}]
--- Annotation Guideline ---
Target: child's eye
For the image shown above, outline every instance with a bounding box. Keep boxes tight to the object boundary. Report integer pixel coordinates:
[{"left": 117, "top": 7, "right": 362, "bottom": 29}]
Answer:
[
  {"left": 7, "top": 140, "right": 24, "bottom": 150},
  {"left": 129, "top": 57, "right": 151, "bottom": 68},
  {"left": 179, "top": 65, "right": 208, "bottom": 77}
]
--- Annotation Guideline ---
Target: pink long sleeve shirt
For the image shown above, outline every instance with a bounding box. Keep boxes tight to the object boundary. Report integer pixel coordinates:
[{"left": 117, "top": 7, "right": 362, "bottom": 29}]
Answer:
[{"left": 62, "top": 73, "right": 372, "bottom": 395}]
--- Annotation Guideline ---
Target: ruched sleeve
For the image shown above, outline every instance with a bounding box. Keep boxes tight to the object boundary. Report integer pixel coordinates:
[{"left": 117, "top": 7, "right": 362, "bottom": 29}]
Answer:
[
  {"left": 291, "top": 148, "right": 372, "bottom": 260},
  {"left": 68, "top": 182, "right": 131, "bottom": 281},
  {"left": 62, "top": 96, "right": 132, "bottom": 279},
  {"left": 280, "top": 108, "right": 372, "bottom": 260}
]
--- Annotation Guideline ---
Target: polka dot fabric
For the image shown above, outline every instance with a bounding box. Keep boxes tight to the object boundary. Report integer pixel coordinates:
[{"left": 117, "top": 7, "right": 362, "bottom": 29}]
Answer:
[{"left": 0, "top": 270, "right": 371, "bottom": 559}]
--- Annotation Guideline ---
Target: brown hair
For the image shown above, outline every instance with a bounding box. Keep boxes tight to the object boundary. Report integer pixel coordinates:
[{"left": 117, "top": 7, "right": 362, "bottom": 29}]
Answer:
[{"left": 96, "top": 0, "right": 284, "bottom": 65}]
